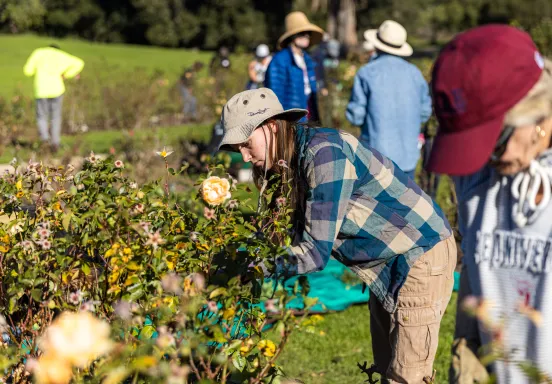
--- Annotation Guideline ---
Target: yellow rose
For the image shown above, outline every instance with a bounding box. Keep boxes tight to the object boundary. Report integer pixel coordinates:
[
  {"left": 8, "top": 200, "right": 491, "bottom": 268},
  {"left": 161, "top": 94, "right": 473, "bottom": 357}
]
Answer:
[
  {"left": 39, "top": 311, "right": 114, "bottom": 368},
  {"left": 32, "top": 354, "right": 73, "bottom": 384},
  {"left": 201, "top": 176, "right": 231, "bottom": 206}
]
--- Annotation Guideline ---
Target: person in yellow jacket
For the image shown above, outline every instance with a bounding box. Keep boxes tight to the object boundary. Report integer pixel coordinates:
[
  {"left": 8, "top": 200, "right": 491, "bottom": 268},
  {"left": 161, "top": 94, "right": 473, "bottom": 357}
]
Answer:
[{"left": 24, "top": 44, "right": 84, "bottom": 153}]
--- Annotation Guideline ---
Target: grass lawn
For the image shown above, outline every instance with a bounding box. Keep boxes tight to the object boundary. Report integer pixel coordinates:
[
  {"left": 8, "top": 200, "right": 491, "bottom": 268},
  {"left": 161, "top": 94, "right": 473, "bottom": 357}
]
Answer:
[
  {"left": 0, "top": 123, "right": 212, "bottom": 163},
  {"left": 274, "top": 293, "right": 457, "bottom": 384},
  {"left": 0, "top": 34, "right": 212, "bottom": 98}
]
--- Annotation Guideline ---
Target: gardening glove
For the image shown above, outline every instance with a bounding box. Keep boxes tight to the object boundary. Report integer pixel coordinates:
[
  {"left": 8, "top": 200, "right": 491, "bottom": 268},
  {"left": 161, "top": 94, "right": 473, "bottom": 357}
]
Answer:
[{"left": 449, "top": 338, "right": 489, "bottom": 384}]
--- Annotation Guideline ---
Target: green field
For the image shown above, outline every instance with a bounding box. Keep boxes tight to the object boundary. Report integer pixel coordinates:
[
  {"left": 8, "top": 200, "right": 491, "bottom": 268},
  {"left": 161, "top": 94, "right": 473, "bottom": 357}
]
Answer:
[{"left": 0, "top": 34, "right": 211, "bottom": 98}]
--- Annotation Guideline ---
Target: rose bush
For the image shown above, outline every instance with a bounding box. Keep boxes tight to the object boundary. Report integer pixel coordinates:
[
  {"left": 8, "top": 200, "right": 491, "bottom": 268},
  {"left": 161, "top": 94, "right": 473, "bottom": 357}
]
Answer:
[{"left": 0, "top": 153, "right": 317, "bottom": 383}]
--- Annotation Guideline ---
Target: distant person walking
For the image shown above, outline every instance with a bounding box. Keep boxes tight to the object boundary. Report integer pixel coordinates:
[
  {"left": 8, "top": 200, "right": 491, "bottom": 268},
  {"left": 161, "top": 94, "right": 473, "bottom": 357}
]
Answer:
[
  {"left": 209, "top": 46, "right": 232, "bottom": 76},
  {"left": 210, "top": 46, "right": 232, "bottom": 96},
  {"left": 23, "top": 44, "right": 84, "bottom": 153},
  {"left": 265, "top": 11, "right": 323, "bottom": 123},
  {"left": 246, "top": 44, "right": 272, "bottom": 90},
  {"left": 346, "top": 21, "right": 432, "bottom": 179},
  {"left": 180, "top": 61, "right": 204, "bottom": 122}
]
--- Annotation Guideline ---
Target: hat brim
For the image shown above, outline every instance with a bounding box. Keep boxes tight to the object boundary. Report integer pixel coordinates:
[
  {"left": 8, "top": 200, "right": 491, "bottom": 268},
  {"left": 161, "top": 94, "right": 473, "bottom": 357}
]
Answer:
[
  {"left": 364, "top": 29, "right": 413, "bottom": 57},
  {"left": 426, "top": 118, "right": 503, "bottom": 176},
  {"left": 278, "top": 25, "right": 324, "bottom": 48},
  {"left": 218, "top": 108, "right": 308, "bottom": 152}
]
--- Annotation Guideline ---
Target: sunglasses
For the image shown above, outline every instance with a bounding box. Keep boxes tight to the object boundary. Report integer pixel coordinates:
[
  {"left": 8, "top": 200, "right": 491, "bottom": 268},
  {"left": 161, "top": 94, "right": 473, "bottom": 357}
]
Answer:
[
  {"left": 490, "top": 125, "right": 515, "bottom": 162},
  {"left": 295, "top": 32, "right": 311, "bottom": 38},
  {"left": 490, "top": 118, "right": 547, "bottom": 162}
]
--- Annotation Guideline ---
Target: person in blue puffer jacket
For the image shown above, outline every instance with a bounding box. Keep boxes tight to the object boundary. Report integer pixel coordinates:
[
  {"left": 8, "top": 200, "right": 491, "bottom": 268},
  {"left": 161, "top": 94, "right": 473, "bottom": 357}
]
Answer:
[{"left": 265, "top": 11, "right": 324, "bottom": 123}]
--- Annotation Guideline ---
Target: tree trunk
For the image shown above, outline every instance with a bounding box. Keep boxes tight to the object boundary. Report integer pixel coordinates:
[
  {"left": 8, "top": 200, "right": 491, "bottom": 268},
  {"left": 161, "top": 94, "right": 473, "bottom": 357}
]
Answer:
[
  {"left": 338, "top": 0, "right": 357, "bottom": 46},
  {"left": 327, "top": 0, "right": 338, "bottom": 39},
  {"left": 326, "top": 0, "right": 357, "bottom": 47}
]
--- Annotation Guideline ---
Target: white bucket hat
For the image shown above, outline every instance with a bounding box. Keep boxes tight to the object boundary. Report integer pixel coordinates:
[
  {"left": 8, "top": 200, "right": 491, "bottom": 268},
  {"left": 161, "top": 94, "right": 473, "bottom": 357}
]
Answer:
[
  {"left": 218, "top": 88, "right": 307, "bottom": 152},
  {"left": 364, "top": 20, "right": 413, "bottom": 57}
]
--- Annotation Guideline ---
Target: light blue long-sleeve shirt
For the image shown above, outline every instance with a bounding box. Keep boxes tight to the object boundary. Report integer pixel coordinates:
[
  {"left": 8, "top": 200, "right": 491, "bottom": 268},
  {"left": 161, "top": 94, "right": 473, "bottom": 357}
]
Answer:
[{"left": 346, "top": 53, "right": 432, "bottom": 172}]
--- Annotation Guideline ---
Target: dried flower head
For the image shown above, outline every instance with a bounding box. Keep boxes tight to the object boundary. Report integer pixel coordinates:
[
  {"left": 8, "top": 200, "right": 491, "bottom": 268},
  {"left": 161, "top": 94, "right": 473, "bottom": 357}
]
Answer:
[
  {"left": 161, "top": 273, "right": 183, "bottom": 295},
  {"left": 203, "top": 207, "right": 216, "bottom": 220},
  {"left": 207, "top": 301, "right": 218, "bottom": 313},
  {"left": 68, "top": 291, "right": 83, "bottom": 305},
  {"left": 40, "top": 240, "right": 52, "bottom": 250},
  {"left": 145, "top": 230, "right": 165, "bottom": 249},
  {"left": 276, "top": 196, "right": 287, "bottom": 207},
  {"left": 87, "top": 151, "right": 98, "bottom": 164}
]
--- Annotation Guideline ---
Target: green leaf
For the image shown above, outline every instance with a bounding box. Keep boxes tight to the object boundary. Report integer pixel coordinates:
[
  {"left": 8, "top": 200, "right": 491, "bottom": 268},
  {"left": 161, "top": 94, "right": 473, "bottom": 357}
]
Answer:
[
  {"left": 62, "top": 210, "right": 72, "bottom": 231},
  {"left": 30, "top": 288, "right": 42, "bottom": 302},
  {"left": 139, "top": 325, "right": 156, "bottom": 340},
  {"left": 303, "top": 297, "right": 318, "bottom": 308},
  {"left": 81, "top": 232, "right": 89, "bottom": 246},
  {"left": 226, "top": 339, "right": 243, "bottom": 355},
  {"left": 129, "top": 288, "right": 144, "bottom": 302},
  {"left": 127, "top": 261, "right": 141, "bottom": 271},
  {"left": 81, "top": 263, "right": 91, "bottom": 276},
  {"left": 209, "top": 287, "right": 227, "bottom": 299},
  {"left": 232, "top": 353, "right": 247, "bottom": 372}
]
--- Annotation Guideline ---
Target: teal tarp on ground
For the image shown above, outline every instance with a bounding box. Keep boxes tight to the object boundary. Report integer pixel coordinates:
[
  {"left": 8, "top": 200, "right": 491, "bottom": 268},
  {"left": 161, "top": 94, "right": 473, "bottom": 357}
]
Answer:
[
  {"left": 267, "top": 260, "right": 461, "bottom": 313},
  {"left": 276, "top": 259, "right": 369, "bottom": 313}
]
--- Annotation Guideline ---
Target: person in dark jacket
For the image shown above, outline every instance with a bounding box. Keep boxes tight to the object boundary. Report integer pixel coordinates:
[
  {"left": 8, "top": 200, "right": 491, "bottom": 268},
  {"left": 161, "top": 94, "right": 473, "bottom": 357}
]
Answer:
[{"left": 265, "top": 12, "right": 323, "bottom": 123}]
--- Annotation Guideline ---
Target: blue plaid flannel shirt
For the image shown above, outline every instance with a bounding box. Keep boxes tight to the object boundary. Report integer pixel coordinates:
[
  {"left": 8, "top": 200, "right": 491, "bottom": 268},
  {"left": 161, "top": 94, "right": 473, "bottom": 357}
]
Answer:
[{"left": 282, "top": 126, "right": 452, "bottom": 312}]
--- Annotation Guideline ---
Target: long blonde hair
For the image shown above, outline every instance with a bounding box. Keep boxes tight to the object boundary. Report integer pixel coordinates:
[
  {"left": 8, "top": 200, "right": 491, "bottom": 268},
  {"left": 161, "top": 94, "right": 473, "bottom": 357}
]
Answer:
[{"left": 504, "top": 57, "right": 552, "bottom": 127}]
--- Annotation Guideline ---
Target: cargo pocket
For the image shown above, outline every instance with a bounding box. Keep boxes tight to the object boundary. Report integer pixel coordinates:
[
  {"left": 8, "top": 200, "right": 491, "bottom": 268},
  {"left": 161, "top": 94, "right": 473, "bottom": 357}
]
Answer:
[
  {"left": 399, "top": 254, "right": 430, "bottom": 297},
  {"left": 394, "top": 304, "right": 440, "bottom": 368}
]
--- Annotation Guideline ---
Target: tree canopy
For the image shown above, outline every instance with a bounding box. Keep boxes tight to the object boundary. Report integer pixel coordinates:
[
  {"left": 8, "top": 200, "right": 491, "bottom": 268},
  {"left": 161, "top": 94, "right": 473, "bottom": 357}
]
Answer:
[{"left": 0, "top": 0, "right": 551, "bottom": 53}]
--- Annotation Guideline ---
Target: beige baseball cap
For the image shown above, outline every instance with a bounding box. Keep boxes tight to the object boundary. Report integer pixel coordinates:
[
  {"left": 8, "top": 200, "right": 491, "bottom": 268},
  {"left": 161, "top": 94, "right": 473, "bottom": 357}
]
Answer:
[{"left": 218, "top": 88, "right": 307, "bottom": 152}]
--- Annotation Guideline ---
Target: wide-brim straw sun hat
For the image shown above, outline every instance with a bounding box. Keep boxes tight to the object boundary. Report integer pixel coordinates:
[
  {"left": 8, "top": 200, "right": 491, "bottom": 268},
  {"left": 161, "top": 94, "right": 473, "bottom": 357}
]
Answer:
[
  {"left": 278, "top": 11, "right": 324, "bottom": 49},
  {"left": 218, "top": 88, "right": 307, "bottom": 152},
  {"left": 364, "top": 20, "right": 413, "bottom": 57}
]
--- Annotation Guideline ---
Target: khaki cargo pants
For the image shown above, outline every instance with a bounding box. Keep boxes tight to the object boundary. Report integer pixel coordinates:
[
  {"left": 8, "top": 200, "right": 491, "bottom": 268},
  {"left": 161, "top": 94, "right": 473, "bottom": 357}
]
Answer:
[{"left": 369, "top": 236, "right": 456, "bottom": 383}]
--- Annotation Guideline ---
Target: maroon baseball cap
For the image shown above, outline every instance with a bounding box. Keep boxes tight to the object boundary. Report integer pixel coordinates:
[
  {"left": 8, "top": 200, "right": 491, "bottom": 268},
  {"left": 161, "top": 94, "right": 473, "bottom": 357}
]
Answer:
[{"left": 427, "top": 24, "right": 544, "bottom": 175}]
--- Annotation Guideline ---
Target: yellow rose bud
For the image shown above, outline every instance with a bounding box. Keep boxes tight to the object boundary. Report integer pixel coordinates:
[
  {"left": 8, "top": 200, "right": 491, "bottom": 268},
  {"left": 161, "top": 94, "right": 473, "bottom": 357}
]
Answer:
[{"left": 201, "top": 176, "right": 231, "bottom": 206}]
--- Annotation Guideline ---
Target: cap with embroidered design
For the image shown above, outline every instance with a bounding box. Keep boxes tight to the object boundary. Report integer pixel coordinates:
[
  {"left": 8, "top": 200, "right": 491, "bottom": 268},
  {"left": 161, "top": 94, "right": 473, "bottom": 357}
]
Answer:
[{"left": 218, "top": 88, "right": 307, "bottom": 152}]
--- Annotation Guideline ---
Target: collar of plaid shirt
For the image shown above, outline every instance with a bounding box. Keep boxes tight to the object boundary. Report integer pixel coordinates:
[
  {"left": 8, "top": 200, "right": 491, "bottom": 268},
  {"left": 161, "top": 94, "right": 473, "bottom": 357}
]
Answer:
[{"left": 276, "top": 126, "right": 452, "bottom": 312}]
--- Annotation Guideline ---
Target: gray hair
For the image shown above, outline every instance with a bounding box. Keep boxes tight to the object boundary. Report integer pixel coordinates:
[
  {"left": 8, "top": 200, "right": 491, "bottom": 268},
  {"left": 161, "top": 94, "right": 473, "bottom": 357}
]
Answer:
[{"left": 504, "top": 57, "right": 552, "bottom": 127}]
